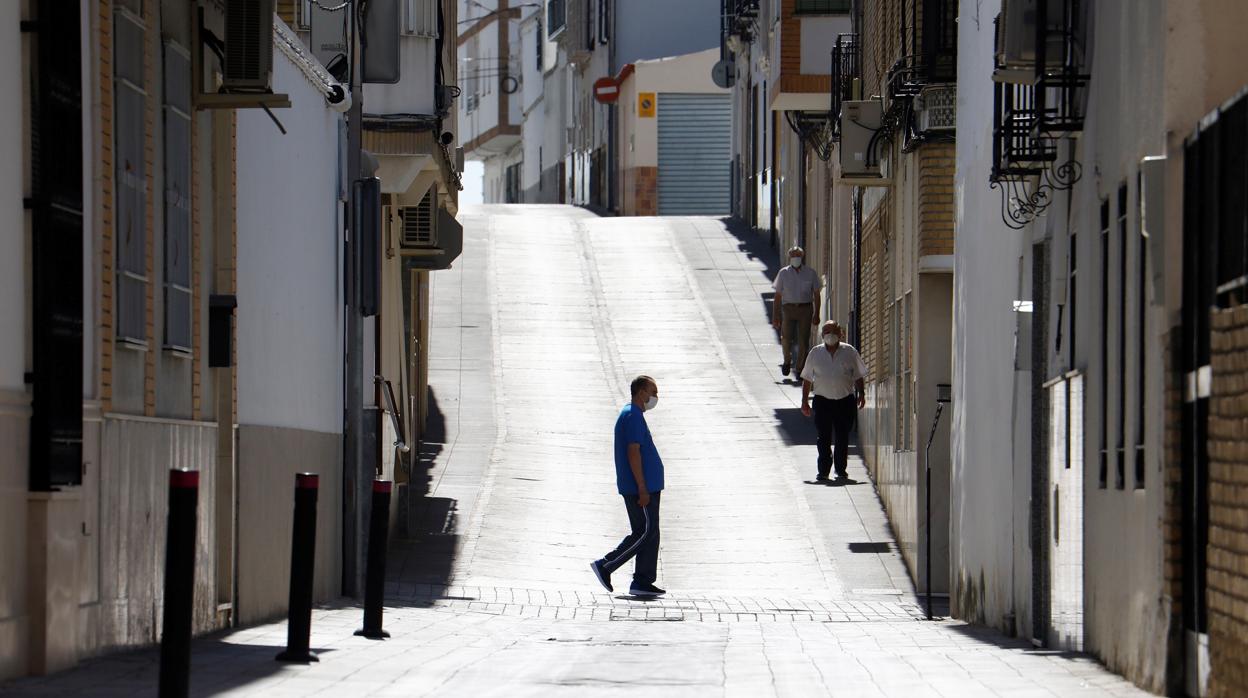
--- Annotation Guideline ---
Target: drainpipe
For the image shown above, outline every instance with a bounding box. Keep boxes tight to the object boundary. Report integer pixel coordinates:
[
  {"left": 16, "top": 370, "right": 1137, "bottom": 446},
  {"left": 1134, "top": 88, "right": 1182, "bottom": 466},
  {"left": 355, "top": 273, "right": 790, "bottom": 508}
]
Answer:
[{"left": 799, "top": 137, "right": 807, "bottom": 250}]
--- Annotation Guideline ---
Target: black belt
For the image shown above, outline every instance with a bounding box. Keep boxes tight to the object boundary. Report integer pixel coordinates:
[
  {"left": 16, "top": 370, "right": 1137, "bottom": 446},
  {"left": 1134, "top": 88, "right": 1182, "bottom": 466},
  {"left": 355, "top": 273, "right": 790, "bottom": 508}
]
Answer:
[{"left": 783, "top": 302, "right": 812, "bottom": 307}]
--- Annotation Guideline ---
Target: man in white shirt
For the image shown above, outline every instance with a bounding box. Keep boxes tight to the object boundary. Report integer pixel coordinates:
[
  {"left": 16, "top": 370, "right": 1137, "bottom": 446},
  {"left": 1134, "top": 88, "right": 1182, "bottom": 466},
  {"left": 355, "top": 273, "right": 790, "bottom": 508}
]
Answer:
[
  {"left": 800, "top": 321, "right": 867, "bottom": 481},
  {"left": 771, "top": 246, "right": 822, "bottom": 378}
]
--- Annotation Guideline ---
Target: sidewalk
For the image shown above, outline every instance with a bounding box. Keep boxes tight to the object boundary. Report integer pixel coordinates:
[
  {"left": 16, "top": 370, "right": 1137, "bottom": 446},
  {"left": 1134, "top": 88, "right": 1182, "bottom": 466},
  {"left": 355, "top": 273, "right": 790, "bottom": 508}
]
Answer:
[{"left": 0, "top": 206, "right": 1150, "bottom": 697}]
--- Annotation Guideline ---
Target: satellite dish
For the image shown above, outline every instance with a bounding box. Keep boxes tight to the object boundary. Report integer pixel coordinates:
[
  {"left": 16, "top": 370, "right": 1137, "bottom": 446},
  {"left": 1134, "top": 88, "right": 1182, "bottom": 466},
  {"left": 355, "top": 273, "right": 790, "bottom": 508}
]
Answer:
[{"left": 711, "top": 59, "right": 734, "bottom": 89}]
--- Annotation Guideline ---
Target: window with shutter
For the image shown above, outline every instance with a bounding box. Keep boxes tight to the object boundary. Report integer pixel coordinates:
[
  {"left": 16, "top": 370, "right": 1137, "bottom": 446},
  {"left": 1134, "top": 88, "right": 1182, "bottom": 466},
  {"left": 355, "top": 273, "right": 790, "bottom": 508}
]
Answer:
[
  {"left": 163, "top": 41, "right": 193, "bottom": 352},
  {"left": 115, "top": 9, "right": 148, "bottom": 345}
]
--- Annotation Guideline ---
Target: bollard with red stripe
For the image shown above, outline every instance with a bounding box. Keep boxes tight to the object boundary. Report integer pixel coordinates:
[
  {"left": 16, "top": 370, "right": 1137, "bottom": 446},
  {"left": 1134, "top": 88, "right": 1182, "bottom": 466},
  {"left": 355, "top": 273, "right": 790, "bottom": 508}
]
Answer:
[
  {"left": 355, "top": 480, "right": 392, "bottom": 639},
  {"left": 276, "top": 473, "right": 320, "bottom": 663},
  {"left": 160, "top": 469, "right": 199, "bottom": 698}
]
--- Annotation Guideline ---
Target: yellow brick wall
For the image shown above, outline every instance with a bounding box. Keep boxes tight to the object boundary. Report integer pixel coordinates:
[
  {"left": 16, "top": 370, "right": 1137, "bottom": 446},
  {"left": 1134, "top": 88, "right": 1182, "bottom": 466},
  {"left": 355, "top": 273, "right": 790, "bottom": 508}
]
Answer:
[
  {"left": 918, "top": 142, "right": 956, "bottom": 257},
  {"left": 1208, "top": 304, "right": 1248, "bottom": 697},
  {"left": 860, "top": 199, "right": 891, "bottom": 382}
]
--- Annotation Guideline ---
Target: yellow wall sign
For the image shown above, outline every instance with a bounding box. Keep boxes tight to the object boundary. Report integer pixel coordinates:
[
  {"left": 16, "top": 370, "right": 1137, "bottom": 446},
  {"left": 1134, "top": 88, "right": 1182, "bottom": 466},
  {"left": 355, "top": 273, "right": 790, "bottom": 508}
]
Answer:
[{"left": 638, "top": 92, "right": 656, "bottom": 118}]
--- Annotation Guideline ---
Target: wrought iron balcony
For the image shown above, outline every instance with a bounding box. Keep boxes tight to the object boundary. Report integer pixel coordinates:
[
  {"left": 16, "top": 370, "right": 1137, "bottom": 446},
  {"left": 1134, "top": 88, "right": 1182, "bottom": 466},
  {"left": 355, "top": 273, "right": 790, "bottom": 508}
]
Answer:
[
  {"left": 830, "top": 33, "right": 860, "bottom": 139},
  {"left": 722, "top": 0, "right": 760, "bottom": 42},
  {"left": 885, "top": 0, "right": 958, "bottom": 103},
  {"left": 991, "top": 82, "right": 1055, "bottom": 181}
]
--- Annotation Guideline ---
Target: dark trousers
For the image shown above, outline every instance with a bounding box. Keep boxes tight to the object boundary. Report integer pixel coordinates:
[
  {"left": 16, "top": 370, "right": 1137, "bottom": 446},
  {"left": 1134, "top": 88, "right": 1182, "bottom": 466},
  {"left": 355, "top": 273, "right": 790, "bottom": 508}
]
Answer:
[
  {"left": 813, "top": 395, "right": 856, "bottom": 478},
  {"left": 600, "top": 491, "right": 661, "bottom": 585}
]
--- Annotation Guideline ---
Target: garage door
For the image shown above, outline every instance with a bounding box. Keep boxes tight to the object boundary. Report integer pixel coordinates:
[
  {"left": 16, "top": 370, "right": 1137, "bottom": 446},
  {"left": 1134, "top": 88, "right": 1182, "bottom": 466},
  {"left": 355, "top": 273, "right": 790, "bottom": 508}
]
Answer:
[{"left": 657, "top": 93, "right": 731, "bottom": 215}]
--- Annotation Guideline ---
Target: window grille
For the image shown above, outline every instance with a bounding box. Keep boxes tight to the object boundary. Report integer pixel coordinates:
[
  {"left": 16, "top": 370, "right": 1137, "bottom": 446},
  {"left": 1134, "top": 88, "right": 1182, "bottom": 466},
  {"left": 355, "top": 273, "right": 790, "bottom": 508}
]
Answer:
[
  {"left": 163, "top": 41, "right": 193, "bottom": 352},
  {"left": 547, "top": 0, "right": 566, "bottom": 35},
  {"left": 115, "top": 10, "right": 148, "bottom": 345},
  {"left": 403, "top": 0, "right": 439, "bottom": 37}
]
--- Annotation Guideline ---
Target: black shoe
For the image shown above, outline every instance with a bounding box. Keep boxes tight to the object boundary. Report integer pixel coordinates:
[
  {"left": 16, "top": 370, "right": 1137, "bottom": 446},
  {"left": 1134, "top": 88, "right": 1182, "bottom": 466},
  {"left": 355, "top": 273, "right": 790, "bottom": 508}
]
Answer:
[
  {"left": 590, "top": 560, "right": 613, "bottom": 592},
  {"left": 781, "top": 363, "right": 790, "bottom": 376},
  {"left": 835, "top": 470, "right": 848, "bottom": 480},
  {"left": 629, "top": 582, "right": 666, "bottom": 597},
  {"left": 815, "top": 475, "right": 830, "bottom": 482}
]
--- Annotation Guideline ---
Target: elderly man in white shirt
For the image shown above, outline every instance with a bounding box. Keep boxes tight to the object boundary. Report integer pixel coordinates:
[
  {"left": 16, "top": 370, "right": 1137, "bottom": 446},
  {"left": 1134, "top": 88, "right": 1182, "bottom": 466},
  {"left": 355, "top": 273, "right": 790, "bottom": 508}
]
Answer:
[
  {"left": 800, "top": 321, "right": 867, "bottom": 481},
  {"left": 771, "top": 246, "right": 822, "bottom": 379}
]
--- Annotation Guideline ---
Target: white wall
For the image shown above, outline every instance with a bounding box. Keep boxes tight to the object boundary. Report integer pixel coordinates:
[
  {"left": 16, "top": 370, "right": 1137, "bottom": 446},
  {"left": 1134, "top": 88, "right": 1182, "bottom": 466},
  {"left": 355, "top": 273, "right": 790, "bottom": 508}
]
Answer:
[
  {"left": 236, "top": 51, "right": 344, "bottom": 435},
  {"left": 364, "top": 35, "right": 438, "bottom": 116},
  {"left": 619, "top": 49, "right": 728, "bottom": 170},
  {"left": 800, "top": 16, "right": 852, "bottom": 75},
  {"left": 951, "top": 0, "right": 1033, "bottom": 632},
  {"left": 1070, "top": 1, "right": 1169, "bottom": 687}
]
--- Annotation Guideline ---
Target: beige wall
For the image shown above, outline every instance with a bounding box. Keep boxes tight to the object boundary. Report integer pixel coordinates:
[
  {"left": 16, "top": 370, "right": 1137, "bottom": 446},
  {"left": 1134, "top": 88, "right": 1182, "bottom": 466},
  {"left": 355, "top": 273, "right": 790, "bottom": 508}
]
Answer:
[
  {"left": 0, "top": 392, "right": 31, "bottom": 680},
  {"left": 236, "top": 425, "right": 342, "bottom": 625},
  {"left": 618, "top": 48, "right": 728, "bottom": 172}
]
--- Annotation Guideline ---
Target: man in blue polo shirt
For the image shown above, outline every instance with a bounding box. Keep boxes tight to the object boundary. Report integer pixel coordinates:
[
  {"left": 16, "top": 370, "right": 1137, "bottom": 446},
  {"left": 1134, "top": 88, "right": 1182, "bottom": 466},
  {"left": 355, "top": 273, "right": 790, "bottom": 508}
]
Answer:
[{"left": 589, "top": 375, "right": 666, "bottom": 597}]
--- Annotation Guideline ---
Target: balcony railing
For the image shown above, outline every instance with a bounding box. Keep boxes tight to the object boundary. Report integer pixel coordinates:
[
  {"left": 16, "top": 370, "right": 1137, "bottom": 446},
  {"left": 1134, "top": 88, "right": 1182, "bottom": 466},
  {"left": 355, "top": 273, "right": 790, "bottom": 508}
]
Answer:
[
  {"left": 886, "top": 0, "right": 958, "bottom": 103},
  {"left": 722, "top": 0, "right": 760, "bottom": 42},
  {"left": 830, "top": 33, "right": 859, "bottom": 138},
  {"left": 1033, "top": 0, "right": 1088, "bottom": 137},
  {"left": 991, "top": 82, "right": 1055, "bottom": 181}
]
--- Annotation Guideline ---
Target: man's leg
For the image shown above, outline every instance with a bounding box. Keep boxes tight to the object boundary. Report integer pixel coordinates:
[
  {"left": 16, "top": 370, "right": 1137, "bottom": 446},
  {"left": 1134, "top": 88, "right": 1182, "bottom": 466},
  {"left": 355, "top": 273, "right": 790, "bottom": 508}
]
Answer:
[
  {"left": 601, "top": 495, "right": 648, "bottom": 576},
  {"left": 632, "top": 492, "right": 661, "bottom": 586},
  {"left": 780, "top": 305, "right": 796, "bottom": 371},
  {"left": 812, "top": 396, "right": 834, "bottom": 479},
  {"left": 794, "top": 304, "right": 813, "bottom": 376},
  {"left": 832, "top": 396, "right": 855, "bottom": 478}
]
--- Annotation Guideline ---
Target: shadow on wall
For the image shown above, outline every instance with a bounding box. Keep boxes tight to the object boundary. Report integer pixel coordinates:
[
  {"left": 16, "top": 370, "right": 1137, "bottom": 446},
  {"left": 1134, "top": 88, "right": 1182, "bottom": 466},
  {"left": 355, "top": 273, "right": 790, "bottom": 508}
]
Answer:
[{"left": 389, "top": 388, "right": 458, "bottom": 602}]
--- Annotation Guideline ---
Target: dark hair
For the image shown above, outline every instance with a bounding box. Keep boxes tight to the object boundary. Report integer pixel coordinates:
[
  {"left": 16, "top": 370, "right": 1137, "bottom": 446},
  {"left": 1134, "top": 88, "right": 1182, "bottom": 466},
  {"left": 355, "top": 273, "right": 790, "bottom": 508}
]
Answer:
[{"left": 630, "top": 375, "right": 655, "bottom": 397}]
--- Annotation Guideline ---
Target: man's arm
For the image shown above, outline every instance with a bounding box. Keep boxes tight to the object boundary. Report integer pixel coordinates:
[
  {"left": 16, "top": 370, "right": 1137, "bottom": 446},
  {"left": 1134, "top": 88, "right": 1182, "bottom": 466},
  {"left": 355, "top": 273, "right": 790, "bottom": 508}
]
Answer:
[
  {"left": 801, "top": 379, "right": 813, "bottom": 417},
  {"left": 629, "top": 443, "right": 650, "bottom": 507},
  {"left": 855, "top": 378, "right": 866, "bottom": 409},
  {"left": 772, "top": 290, "right": 783, "bottom": 328}
]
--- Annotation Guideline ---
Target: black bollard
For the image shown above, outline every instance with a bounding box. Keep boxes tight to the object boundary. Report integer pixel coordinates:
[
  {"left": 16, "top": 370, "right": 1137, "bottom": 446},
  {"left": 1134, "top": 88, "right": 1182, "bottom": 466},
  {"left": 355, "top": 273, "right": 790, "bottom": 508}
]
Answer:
[
  {"left": 159, "top": 469, "right": 199, "bottom": 698},
  {"left": 355, "top": 480, "right": 392, "bottom": 639},
  {"left": 276, "top": 473, "right": 320, "bottom": 663}
]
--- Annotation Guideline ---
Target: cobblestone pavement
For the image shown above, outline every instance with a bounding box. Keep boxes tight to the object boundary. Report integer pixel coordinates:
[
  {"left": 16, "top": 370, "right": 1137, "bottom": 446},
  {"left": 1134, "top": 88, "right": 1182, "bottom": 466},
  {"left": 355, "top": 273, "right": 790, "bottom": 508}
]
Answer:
[{"left": 2, "top": 207, "right": 1151, "bottom": 697}]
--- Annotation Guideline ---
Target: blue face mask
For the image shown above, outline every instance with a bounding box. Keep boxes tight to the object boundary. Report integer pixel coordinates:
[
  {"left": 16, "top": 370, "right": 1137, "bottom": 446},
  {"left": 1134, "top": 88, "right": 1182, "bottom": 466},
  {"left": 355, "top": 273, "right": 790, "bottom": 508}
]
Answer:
[
  {"left": 790, "top": 257, "right": 803, "bottom": 268},
  {"left": 645, "top": 395, "right": 658, "bottom": 411}
]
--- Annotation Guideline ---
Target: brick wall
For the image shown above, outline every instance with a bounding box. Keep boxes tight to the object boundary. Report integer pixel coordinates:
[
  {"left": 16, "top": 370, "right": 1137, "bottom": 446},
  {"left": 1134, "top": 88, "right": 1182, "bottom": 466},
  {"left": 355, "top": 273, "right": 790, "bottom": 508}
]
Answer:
[
  {"left": 623, "top": 166, "right": 657, "bottom": 216},
  {"left": 1163, "top": 327, "right": 1185, "bottom": 694},
  {"left": 918, "top": 142, "right": 955, "bottom": 257},
  {"left": 862, "top": 0, "right": 902, "bottom": 98},
  {"left": 1208, "top": 304, "right": 1248, "bottom": 697},
  {"left": 860, "top": 198, "right": 890, "bottom": 381}
]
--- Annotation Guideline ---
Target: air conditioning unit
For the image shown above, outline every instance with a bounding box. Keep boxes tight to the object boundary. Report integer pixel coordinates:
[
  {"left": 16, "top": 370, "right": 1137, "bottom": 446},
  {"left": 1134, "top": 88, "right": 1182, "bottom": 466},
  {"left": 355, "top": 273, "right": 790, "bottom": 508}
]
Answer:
[
  {"left": 993, "top": 0, "right": 1065, "bottom": 84},
  {"left": 224, "top": 0, "right": 276, "bottom": 91},
  {"left": 915, "top": 85, "right": 956, "bottom": 133},
  {"left": 839, "top": 100, "right": 887, "bottom": 185},
  {"left": 399, "top": 192, "right": 438, "bottom": 249}
]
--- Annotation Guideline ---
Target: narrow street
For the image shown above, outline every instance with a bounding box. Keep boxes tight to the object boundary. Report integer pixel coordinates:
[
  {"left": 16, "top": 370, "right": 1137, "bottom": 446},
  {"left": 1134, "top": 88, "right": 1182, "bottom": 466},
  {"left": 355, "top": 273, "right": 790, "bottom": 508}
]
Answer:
[{"left": 5, "top": 207, "right": 1147, "bottom": 697}]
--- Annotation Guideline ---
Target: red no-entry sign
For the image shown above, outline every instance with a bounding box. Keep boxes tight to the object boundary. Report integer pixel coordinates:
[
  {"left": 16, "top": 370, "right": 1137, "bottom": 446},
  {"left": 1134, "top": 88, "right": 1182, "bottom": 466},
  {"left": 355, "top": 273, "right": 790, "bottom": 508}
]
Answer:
[{"left": 593, "top": 77, "right": 620, "bottom": 104}]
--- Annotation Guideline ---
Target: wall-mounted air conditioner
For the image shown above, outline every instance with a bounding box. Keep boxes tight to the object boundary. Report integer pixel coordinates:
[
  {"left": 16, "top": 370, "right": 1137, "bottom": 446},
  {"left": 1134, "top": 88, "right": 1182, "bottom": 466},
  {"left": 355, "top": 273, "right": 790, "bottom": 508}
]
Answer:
[
  {"left": 839, "top": 100, "right": 887, "bottom": 185},
  {"left": 399, "top": 192, "right": 438, "bottom": 250},
  {"left": 915, "top": 85, "right": 956, "bottom": 133},
  {"left": 224, "top": 0, "right": 275, "bottom": 91},
  {"left": 993, "top": 0, "right": 1064, "bottom": 84}
]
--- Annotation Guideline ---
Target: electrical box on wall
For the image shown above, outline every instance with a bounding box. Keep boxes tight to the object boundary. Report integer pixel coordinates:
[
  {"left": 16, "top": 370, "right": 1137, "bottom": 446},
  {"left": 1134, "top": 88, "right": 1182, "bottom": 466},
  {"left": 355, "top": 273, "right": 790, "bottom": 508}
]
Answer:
[{"left": 839, "top": 100, "right": 888, "bottom": 185}]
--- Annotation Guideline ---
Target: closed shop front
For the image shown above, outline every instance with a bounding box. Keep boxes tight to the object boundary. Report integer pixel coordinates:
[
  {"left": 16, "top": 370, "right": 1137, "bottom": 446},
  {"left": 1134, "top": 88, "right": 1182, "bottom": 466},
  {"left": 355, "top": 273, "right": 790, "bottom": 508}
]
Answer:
[{"left": 657, "top": 93, "right": 731, "bottom": 215}]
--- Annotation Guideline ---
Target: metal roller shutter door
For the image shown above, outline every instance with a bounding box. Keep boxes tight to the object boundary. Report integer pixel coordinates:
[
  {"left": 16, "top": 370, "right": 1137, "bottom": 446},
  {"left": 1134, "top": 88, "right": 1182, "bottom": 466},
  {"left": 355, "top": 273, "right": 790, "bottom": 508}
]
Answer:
[{"left": 657, "top": 93, "right": 731, "bottom": 215}]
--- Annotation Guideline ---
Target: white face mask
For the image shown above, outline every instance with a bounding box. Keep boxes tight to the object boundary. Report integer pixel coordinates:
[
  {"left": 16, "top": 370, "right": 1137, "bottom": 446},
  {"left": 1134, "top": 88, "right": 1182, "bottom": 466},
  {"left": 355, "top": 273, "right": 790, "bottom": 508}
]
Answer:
[
  {"left": 823, "top": 334, "right": 837, "bottom": 347},
  {"left": 645, "top": 395, "right": 658, "bottom": 411},
  {"left": 790, "top": 256, "right": 803, "bottom": 268}
]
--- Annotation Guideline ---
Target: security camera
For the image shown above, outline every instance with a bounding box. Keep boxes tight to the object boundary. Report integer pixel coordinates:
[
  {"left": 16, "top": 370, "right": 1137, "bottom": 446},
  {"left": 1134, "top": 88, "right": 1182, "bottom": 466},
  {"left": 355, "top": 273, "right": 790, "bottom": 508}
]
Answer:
[{"left": 326, "top": 84, "right": 352, "bottom": 113}]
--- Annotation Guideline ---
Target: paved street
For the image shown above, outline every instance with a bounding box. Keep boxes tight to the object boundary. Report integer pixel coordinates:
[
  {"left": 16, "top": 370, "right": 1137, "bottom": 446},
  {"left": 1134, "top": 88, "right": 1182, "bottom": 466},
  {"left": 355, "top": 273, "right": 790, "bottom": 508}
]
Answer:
[{"left": 3, "top": 206, "right": 1149, "bottom": 697}]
